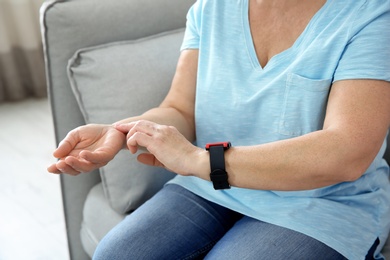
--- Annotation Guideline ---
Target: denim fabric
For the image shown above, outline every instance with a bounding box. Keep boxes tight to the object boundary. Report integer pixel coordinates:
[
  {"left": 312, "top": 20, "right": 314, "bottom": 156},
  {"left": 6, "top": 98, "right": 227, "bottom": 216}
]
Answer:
[{"left": 93, "top": 184, "right": 346, "bottom": 260}]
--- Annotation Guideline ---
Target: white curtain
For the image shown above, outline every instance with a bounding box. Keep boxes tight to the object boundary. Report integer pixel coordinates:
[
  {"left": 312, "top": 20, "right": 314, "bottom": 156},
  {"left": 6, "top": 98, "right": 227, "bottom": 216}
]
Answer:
[{"left": 0, "top": 0, "right": 46, "bottom": 102}]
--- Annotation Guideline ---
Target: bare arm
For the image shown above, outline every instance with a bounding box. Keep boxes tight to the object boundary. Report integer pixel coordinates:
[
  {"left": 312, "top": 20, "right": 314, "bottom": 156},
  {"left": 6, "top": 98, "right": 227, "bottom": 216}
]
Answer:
[
  {"left": 198, "top": 79, "right": 390, "bottom": 190},
  {"left": 125, "top": 79, "right": 390, "bottom": 191}
]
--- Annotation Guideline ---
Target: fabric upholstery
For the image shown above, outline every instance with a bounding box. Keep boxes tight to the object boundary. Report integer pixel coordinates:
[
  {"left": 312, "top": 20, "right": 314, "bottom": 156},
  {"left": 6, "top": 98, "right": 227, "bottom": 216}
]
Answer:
[
  {"left": 67, "top": 29, "right": 184, "bottom": 214},
  {"left": 41, "top": 0, "right": 194, "bottom": 258},
  {"left": 81, "top": 183, "right": 125, "bottom": 258}
]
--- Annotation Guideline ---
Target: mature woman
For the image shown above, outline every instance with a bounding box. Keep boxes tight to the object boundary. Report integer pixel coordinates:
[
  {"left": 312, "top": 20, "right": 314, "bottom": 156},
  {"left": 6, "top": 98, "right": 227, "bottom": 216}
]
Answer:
[{"left": 49, "top": 0, "right": 390, "bottom": 259}]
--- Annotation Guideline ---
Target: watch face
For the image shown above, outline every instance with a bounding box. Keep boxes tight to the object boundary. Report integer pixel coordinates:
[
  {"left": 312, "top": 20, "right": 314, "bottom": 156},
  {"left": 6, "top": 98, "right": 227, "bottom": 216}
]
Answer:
[{"left": 205, "top": 142, "right": 231, "bottom": 150}]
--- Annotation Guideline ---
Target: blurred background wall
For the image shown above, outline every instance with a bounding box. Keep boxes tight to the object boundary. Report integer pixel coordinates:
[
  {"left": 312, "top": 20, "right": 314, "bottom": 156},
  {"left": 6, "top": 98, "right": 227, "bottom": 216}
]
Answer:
[{"left": 0, "top": 0, "right": 47, "bottom": 102}]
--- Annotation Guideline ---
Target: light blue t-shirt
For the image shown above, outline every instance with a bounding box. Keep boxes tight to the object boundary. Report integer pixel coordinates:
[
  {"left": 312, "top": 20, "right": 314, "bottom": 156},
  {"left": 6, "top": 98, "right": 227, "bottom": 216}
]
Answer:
[{"left": 169, "top": 0, "right": 390, "bottom": 258}]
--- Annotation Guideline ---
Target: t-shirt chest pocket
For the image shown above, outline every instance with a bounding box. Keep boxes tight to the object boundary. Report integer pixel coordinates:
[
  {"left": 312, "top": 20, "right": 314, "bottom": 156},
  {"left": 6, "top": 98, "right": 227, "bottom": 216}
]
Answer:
[{"left": 278, "top": 73, "right": 332, "bottom": 137}]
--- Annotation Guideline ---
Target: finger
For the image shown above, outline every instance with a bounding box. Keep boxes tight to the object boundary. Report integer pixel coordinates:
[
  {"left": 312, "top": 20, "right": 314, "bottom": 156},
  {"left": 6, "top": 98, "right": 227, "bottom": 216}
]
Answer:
[
  {"left": 137, "top": 153, "right": 164, "bottom": 168},
  {"left": 65, "top": 156, "right": 103, "bottom": 173},
  {"left": 126, "top": 120, "right": 156, "bottom": 140},
  {"left": 127, "top": 132, "right": 153, "bottom": 153},
  {"left": 128, "top": 144, "right": 138, "bottom": 154},
  {"left": 114, "top": 123, "right": 135, "bottom": 134},
  {"left": 80, "top": 150, "right": 112, "bottom": 164},
  {"left": 56, "top": 159, "right": 81, "bottom": 175},
  {"left": 47, "top": 163, "right": 62, "bottom": 174},
  {"left": 53, "top": 130, "right": 80, "bottom": 159}
]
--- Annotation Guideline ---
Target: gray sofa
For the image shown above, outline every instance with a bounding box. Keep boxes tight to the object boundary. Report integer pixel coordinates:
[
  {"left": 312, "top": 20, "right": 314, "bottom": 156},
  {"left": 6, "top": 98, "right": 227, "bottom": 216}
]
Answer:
[{"left": 40, "top": 0, "right": 390, "bottom": 259}]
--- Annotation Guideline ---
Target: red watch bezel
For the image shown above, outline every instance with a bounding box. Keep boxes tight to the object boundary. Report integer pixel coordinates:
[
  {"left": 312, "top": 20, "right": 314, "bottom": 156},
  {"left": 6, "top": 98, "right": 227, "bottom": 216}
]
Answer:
[{"left": 205, "top": 142, "right": 231, "bottom": 150}]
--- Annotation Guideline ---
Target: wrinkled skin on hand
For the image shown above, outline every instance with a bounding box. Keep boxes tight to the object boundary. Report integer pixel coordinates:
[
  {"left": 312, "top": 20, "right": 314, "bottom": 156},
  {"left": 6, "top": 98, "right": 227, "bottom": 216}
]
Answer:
[
  {"left": 115, "top": 120, "right": 204, "bottom": 176},
  {"left": 47, "top": 124, "right": 126, "bottom": 175}
]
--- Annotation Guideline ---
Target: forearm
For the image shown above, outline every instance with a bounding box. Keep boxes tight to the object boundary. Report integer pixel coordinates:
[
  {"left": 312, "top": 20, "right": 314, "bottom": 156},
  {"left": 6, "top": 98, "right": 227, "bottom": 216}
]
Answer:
[
  {"left": 226, "top": 130, "right": 363, "bottom": 190},
  {"left": 192, "top": 80, "right": 390, "bottom": 191},
  {"left": 194, "top": 129, "right": 380, "bottom": 191}
]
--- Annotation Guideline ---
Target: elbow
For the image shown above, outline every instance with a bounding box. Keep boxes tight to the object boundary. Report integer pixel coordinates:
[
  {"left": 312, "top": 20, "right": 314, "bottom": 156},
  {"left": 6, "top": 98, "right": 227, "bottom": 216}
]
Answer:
[
  {"left": 342, "top": 168, "right": 365, "bottom": 183},
  {"left": 328, "top": 132, "right": 385, "bottom": 184},
  {"left": 336, "top": 153, "right": 377, "bottom": 183}
]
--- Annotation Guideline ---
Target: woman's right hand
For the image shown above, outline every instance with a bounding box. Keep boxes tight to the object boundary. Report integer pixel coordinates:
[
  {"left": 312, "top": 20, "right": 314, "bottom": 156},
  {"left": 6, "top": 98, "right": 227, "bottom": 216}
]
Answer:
[{"left": 47, "top": 124, "right": 126, "bottom": 175}]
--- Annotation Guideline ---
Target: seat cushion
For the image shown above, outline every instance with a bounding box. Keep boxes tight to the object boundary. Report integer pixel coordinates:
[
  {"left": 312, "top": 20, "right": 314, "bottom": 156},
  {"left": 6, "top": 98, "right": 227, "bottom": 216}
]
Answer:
[
  {"left": 81, "top": 183, "right": 126, "bottom": 258},
  {"left": 67, "top": 29, "right": 183, "bottom": 214}
]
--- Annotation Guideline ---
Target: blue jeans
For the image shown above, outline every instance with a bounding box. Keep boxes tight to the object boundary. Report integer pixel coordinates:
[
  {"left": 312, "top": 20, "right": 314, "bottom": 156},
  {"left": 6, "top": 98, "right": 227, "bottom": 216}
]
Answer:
[{"left": 93, "top": 184, "right": 347, "bottom": 260}]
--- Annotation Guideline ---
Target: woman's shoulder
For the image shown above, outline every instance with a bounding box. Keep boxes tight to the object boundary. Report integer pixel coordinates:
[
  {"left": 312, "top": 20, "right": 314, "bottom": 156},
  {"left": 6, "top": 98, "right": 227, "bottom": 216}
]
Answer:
[{"left": 322, "top": 0, "right": 390, "bottom": 36}]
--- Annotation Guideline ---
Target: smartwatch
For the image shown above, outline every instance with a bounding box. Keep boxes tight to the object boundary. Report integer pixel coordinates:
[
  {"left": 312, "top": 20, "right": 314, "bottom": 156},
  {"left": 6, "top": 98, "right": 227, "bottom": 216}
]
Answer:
[{"left": 205, "top": 142, "right": 231, "bottom": 190}]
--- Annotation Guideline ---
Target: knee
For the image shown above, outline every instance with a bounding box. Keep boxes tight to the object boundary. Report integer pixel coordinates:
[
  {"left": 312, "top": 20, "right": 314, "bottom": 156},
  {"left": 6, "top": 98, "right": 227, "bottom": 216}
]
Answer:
[
  {"left": 92, "top": 222, "right": 153, "bottom": 260},
  {"left": 92, "top": 227, "right": 138, "bottom": 260},
  {"left": 92, "top": 233, "right": 120, "bottom": 260}
]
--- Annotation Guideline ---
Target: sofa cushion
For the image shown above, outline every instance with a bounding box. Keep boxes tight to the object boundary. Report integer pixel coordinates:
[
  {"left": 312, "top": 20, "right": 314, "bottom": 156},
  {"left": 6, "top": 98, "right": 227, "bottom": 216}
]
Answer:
[
  {"left": 81, "top": 183, "right": 125, "bottom": 258},
  {"left": 67, "top": 29, "right": 183, "bottom": 214}
]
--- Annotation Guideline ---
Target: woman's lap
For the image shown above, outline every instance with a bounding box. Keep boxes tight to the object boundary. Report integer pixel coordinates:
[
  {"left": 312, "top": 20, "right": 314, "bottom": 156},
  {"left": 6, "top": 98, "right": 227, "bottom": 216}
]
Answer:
[
  {"left": 93, "top": 184, "right": 345, "bottom": 260},
  {"left": 205, "top": 217, "right": 345, "bottom": 260},
  {"left": 93, "top": 184, "right": 242, "bottom": 260}
]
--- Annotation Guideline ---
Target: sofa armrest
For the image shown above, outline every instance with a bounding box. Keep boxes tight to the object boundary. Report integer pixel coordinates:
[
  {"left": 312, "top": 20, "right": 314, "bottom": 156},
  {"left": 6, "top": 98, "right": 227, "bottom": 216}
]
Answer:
[{"left": 40, "top": 0, "right": 194, "bottom": 259}]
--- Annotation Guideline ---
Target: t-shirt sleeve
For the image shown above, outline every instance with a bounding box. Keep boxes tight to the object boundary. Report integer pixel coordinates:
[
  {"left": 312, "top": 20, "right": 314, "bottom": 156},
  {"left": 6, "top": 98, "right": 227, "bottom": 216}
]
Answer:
[
  {"left": 180, "top": 1, "right": 201, "bottom": 51},
  {"left": 333, "top": 2, "right": 390, "bottom": 82}
]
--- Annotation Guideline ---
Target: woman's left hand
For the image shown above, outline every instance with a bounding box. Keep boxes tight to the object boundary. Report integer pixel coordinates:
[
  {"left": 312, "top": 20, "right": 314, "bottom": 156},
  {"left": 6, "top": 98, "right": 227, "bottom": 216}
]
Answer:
[{"left": 114, "top": 120, "right": 206, "bottom": 176}]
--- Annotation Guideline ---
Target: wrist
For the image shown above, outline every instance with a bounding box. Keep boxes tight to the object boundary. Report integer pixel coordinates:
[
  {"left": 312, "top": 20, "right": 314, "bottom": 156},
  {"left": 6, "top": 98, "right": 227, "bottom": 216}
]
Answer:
[
  {"left": 190, "top": 148, "right": 211, "bottom": 180},
  {"left": 109, "top": 124, "right": 128, "bottom": 150}
]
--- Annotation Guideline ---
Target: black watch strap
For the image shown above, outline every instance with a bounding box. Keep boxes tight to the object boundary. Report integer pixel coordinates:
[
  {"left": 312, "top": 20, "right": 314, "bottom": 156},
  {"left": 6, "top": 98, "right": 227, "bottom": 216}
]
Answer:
[{"left": 205, "top": 142, "right": 231, "bottom": 190}]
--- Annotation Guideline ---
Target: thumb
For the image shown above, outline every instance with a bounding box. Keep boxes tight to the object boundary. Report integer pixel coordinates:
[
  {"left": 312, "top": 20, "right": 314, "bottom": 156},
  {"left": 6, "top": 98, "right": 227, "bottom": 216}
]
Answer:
[
  {"left": 53, "top": 129, "right": 82, "bottom": 158},
  {"left": 137, "top": 153, "right": 165, "bottom": 168},
  {"left": 53, "top": 139, "right": 75, "bottom": 159}
]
